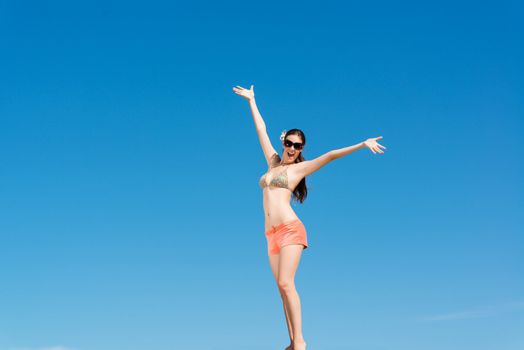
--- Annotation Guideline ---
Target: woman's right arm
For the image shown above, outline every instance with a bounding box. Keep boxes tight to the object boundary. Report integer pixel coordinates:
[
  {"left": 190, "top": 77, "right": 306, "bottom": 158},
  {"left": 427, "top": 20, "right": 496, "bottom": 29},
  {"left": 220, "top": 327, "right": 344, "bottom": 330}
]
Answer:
[{"left": 233, "top": 85, "right": 278, "bottom": 166}]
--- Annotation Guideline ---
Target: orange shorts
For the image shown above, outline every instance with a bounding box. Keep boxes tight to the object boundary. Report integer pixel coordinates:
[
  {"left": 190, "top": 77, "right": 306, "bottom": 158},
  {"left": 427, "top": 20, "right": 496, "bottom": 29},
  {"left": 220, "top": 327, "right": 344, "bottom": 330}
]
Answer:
[{"left": 265, "top": 219, "right": 309, "bottom": 256}]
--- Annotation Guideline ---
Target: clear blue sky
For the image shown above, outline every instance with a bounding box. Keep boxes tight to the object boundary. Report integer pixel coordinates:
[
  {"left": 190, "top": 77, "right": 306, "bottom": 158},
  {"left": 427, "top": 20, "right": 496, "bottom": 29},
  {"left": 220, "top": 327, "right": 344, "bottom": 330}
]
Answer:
[{"left": 1, "top": 1, "right": 523, "bottom": 349}]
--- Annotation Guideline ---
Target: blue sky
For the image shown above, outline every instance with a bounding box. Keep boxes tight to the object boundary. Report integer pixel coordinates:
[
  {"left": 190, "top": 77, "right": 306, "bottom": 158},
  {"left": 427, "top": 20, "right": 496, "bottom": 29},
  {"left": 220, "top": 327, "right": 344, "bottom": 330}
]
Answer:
[{"left": 1, "top": 1, "right": 523, "bottom": 349}]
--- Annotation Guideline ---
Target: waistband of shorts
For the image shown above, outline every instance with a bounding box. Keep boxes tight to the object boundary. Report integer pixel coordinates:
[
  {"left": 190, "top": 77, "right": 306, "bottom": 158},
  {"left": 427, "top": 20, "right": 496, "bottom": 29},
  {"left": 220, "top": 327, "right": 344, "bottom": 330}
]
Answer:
[{"left": 265, "top": 218, "right": 303, "bottom": 234}]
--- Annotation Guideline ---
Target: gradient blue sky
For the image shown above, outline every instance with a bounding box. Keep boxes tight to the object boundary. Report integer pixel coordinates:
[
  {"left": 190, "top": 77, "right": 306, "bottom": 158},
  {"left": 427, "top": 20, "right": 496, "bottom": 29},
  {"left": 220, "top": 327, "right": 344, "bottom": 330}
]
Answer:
[{"left": 1, "top": 1, "right": 523, "bottom": 350}]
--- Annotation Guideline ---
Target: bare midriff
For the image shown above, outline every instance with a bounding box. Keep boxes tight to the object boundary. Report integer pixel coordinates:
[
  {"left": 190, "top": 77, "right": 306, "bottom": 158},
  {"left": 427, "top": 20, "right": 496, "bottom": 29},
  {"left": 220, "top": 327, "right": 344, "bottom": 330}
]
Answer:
[{"left": 261, "top": 165, "right": 302, "bottom": 232}]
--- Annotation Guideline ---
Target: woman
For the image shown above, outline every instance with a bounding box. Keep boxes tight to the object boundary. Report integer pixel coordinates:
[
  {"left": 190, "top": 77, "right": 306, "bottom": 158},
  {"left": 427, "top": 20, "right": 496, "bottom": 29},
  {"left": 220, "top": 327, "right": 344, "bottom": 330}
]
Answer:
[{"left": 233, "top": 84, "right": 386, "bottom": 350}]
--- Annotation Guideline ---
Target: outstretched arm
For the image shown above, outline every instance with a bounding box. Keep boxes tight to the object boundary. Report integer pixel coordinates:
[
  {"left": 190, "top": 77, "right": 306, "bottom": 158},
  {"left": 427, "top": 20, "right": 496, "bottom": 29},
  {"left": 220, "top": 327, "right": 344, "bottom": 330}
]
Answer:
[
  {"left": 233, "top": 85, "right": 278, "bottom": 167},
  {"left": 294, "top": 137, "right": 386, "bottom": 178}
]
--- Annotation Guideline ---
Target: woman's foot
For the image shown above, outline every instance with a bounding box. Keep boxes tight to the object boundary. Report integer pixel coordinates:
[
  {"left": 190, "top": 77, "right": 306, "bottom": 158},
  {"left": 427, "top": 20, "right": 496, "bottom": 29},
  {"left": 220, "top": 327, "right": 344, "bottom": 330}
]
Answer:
[
  {"left": 292, "top": 339, "right": 306, "bottom": 350},
  {"left": 285, "top": 344, "right": 293, "bottom": 350}
]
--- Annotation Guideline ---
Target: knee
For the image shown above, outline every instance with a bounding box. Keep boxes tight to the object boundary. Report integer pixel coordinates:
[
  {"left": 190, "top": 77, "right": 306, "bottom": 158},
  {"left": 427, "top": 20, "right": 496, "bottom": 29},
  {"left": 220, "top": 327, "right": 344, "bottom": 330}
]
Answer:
[{"left": 277, "top": 278, "right": 295, "bottom": 292}]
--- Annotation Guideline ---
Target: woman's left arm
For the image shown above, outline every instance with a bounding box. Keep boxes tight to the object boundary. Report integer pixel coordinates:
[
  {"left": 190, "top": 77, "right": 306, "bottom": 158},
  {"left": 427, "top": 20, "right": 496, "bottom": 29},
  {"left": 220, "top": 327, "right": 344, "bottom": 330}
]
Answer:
[{"left": 295, "top": 136, "right": 386, "bottom": 178}]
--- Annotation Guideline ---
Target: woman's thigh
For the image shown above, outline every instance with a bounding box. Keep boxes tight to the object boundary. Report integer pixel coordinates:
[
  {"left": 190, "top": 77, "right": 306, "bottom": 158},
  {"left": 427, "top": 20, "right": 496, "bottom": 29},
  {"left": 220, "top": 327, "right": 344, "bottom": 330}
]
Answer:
[
  {"left": 278, "top": 244, "right": 304, "bottom": 283},
  {"left": 269, "top": 254, "right": 280, "bottom": 281}
]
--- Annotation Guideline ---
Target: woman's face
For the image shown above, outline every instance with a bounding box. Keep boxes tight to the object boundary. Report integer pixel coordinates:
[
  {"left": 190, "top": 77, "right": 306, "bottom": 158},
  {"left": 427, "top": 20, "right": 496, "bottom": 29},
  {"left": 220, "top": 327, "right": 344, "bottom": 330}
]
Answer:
[{"left": 282, "top": 134, "right": 304, "bottom": 163}]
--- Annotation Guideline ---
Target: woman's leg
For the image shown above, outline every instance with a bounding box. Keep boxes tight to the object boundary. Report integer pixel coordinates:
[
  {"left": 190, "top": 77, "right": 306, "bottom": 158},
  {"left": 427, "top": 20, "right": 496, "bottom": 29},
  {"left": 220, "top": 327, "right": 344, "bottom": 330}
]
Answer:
[
  {"left": 269, "top": 254, "right": 294, "bottom": 348},
  {"left": 278, "top": 244, "right": 307, "bottom": 349}
]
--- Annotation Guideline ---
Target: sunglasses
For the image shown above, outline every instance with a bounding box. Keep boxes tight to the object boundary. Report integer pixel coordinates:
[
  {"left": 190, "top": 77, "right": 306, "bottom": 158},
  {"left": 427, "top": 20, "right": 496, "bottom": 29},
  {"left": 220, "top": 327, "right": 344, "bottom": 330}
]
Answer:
[{"left": 284, "top": 139, "right": 304, "bottom": 150}]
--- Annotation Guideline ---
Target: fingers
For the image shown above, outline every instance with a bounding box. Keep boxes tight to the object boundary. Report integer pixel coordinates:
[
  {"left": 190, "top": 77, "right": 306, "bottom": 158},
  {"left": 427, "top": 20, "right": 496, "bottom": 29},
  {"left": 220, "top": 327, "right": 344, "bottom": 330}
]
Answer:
[
  {"left": 232, "top": 87, "right": 246, "bottom": 94},
  {"left": 367, "top": 141, "right": 385, "bottom": 154},
  {"left": 365, "top": 143, "right": 376, "bottom": 154},
  {"left": 233, "top": 85, "right": 254, "bottom": 91},
  {"left": 369, "top": 136, "right": 386, "bottom": 153},
  {"left": 373, "top": 143, "right": 384, "bottom": 153}
]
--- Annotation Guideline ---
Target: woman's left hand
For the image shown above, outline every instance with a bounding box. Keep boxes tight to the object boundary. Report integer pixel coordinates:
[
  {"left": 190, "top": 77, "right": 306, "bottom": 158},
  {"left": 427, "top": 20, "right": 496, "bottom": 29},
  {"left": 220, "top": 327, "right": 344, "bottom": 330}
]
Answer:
[{"left": 363, "top": 136, "right": 386, "bottom": 154}]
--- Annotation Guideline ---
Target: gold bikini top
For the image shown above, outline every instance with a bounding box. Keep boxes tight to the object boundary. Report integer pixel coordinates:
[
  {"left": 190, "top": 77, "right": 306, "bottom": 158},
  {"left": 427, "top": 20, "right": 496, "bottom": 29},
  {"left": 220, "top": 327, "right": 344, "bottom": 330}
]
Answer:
[
  {"left": 259, "top": 166, "right": 292, "bottom": 191},
  {"left": 259, "top": 153, "right": 295, "bottom": 191}
]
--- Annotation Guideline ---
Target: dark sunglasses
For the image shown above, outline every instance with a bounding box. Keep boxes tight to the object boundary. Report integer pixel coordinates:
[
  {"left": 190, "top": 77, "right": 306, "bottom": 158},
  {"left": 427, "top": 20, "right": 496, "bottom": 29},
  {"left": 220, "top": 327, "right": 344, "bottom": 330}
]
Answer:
[{"left": 284, "top": 139, "right": 304, "bottom": 150}]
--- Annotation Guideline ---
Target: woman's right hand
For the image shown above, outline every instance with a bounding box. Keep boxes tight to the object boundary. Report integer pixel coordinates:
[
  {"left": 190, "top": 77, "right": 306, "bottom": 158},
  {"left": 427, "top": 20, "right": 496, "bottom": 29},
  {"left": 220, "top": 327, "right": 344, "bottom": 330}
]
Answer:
[{"left": 233, "top": 85, "right": 255, "bottom": 102}]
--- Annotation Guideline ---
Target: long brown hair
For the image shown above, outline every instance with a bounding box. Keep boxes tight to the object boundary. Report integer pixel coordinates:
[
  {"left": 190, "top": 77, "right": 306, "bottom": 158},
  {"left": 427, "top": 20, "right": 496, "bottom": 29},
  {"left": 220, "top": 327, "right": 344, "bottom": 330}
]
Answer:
[{"left": 282, "top": 128, "right": 308, "bottom": 203}]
